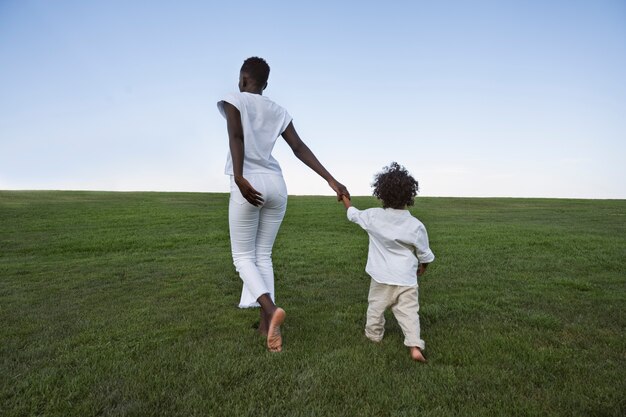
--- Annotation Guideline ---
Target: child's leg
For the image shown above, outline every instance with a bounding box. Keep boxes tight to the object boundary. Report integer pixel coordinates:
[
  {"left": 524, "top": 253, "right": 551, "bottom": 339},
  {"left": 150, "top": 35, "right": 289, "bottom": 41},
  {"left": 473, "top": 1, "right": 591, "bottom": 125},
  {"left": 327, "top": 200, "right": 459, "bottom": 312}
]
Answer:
[
  {"left": 391, "top": 285, "right": 426, "bottom": 358},
  {"left": 365, "top": 280, "right": 393, "bottom": 342}
]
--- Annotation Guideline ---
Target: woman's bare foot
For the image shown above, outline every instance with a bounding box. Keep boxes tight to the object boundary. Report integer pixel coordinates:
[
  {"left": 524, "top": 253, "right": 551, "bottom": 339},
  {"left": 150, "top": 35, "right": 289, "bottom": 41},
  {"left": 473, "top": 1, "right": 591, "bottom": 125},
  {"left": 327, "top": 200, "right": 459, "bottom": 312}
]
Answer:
[
  {"left": 267, "top": 308, "right": 286, "bottom": 352},
  {"left": 410, "top": 347, "right": 426, "bottom": 362}
]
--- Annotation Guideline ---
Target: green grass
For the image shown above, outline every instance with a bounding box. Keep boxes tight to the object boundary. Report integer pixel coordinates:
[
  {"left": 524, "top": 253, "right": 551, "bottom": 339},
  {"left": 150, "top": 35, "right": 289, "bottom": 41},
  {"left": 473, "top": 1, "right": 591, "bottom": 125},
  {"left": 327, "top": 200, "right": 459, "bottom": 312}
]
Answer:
[{"left": 1, "top": 191, "right": 624, "bottom": 417}]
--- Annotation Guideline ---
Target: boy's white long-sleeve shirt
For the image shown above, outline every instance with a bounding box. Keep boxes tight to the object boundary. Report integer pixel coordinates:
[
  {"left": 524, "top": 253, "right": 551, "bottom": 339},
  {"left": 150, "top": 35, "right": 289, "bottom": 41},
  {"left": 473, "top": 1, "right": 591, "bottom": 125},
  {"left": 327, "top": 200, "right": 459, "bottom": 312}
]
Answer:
[{"left": 347, "top": 206, "right": 435, "bottom": 286}]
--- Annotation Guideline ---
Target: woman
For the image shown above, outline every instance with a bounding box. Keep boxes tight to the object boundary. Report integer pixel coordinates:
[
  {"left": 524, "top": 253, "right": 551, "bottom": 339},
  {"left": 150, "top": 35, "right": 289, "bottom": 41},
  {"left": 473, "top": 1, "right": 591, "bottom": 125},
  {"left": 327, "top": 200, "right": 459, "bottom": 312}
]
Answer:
[{"left": 218, "top": 57, "right": 349, "bottom": 352}]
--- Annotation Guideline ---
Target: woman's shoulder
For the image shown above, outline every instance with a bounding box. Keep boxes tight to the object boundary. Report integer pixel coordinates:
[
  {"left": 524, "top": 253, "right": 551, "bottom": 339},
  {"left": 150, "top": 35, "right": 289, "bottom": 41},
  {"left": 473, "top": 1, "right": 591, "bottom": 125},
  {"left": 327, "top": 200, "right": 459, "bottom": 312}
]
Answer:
[
  {"left": 239, "top": 92, "right": 286, "bottom": 108},
  {"left": 219, "top": 92, "right": 264, "bottom": 111},
  {"left": 219, "top": 91, "right": 244, "bottom": 109},
  {"left": 256, "top": 95, "right": 291, "bottom": 120}
]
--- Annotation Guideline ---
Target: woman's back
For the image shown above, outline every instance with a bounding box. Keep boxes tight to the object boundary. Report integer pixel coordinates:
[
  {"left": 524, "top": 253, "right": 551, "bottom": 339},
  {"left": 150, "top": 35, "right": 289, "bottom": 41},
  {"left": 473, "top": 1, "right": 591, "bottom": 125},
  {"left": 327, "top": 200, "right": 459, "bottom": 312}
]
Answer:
[{"left": 218, "top": 91, "right": 292, "bottom": 175}]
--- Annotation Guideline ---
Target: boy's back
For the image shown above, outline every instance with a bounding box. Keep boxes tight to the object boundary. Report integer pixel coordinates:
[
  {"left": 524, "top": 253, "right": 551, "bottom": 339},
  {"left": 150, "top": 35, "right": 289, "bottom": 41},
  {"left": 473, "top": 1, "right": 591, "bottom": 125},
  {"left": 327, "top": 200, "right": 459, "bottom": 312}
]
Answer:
[{"left": 347, "top": 206, "right": 434, "bottom": 286}]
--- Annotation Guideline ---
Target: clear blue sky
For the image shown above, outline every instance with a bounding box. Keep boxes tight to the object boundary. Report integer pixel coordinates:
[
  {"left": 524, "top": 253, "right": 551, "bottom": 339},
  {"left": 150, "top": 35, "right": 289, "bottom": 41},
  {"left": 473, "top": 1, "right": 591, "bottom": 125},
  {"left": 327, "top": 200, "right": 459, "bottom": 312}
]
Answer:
[{"left": 1, "top": 0, "right": 625, "bottom": 198}]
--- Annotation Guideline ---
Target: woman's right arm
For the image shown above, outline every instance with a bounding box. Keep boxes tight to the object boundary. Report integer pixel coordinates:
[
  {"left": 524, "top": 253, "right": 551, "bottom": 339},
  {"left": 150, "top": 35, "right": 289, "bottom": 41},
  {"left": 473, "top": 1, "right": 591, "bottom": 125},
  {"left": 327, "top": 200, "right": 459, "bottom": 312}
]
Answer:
[{"left": 222, "top": 101, "right": 264, "bottom": 206}]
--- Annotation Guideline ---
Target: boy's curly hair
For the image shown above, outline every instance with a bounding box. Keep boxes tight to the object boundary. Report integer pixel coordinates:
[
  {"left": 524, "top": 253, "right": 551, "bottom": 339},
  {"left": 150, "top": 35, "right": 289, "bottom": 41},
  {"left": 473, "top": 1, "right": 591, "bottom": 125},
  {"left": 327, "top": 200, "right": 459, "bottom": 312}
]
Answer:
[
  {"left": 372, "top": 162, "right": 419, "bottom": 209},
  {"left": 241, "top": 56, "right": 270, "bottom": 86}
]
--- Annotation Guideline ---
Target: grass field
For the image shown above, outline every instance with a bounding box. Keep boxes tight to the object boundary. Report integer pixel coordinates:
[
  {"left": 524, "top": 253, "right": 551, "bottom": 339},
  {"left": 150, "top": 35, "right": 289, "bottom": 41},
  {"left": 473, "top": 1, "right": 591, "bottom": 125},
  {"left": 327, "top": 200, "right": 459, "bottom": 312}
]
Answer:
[{"left": 1, "top": 191, "right": 624, "bottom": 417}]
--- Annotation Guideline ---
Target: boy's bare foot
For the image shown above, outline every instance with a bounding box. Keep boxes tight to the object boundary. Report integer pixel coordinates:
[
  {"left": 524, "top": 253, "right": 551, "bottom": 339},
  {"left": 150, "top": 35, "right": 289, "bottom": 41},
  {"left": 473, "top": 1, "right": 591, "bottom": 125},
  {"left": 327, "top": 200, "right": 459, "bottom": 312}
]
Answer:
[
  {"left": 410, "top": 347, "right": 426, "bottom": 362},
  {"left": 267, "top": 308, "right": 286, "bottom": 352}
]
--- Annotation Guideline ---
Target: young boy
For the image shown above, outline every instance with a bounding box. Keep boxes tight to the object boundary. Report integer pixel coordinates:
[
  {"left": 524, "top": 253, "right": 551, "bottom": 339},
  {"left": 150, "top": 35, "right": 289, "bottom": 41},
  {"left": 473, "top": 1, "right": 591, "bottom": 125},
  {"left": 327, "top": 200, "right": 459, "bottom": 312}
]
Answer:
[{"left": 342, "top": 162, "right": 435, "bottom": 362}]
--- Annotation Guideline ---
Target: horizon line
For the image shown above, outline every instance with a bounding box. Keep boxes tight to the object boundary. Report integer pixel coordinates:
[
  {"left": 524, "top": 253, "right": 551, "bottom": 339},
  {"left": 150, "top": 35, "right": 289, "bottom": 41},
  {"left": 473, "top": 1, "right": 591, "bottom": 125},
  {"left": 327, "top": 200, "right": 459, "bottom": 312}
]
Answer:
[{"left": 1, "top": 189, "right": 624, "bottom": 201}]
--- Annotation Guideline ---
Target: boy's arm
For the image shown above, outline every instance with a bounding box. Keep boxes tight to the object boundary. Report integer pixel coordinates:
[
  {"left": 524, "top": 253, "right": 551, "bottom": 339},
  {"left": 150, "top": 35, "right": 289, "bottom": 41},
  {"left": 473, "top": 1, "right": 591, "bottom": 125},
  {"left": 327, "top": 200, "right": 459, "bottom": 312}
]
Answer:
[
  {"left": 414, "top": 224, "right": 435, "bottom": 276},
  {"left": 341, "top": 195, "right": 352, "bottom": 209}
]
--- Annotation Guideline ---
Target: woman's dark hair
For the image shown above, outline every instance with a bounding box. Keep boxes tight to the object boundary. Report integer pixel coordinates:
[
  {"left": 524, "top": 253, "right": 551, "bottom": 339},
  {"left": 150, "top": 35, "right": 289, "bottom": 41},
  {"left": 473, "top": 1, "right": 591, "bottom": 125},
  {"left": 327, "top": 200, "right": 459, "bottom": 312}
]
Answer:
[
  {"left": 372, "top": 162, "right": 419, "bottom": 209},
  {"left": 241, "top": 56, "right": 270, "bottom": 86}
]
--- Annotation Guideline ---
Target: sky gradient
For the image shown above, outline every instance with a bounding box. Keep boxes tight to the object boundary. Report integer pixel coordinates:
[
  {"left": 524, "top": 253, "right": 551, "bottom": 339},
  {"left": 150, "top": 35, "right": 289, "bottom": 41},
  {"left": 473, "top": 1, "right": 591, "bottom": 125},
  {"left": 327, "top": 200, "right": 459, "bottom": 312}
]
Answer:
[{"left": 1, "top": 0, "right": 625, "bottom": 198}]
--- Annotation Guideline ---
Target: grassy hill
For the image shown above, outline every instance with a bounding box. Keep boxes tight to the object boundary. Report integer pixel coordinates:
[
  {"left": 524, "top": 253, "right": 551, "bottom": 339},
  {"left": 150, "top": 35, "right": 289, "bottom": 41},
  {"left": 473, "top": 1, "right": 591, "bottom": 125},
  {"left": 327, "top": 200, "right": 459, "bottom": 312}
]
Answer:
[{"left": 1, "top": 191, "right": 624, "bottom": 416}]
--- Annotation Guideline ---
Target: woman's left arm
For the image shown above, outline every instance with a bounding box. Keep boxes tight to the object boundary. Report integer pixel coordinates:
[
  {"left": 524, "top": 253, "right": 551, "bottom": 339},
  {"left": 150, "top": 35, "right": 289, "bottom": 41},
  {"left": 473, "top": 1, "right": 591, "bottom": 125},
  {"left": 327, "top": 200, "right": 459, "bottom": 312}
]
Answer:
[{"left": 281, "top": 122, "right": 350, "bottom": 201}]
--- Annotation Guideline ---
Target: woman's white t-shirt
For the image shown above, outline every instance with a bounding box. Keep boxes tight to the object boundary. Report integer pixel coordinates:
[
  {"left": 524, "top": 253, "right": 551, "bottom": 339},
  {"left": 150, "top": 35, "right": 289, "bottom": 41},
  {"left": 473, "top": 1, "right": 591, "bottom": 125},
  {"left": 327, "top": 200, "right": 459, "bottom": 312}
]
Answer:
[
  {"left": 347, "top": 206, "right": 435, "bottom": 286},
  {"left": 218, "top": 92, "right": 292, "bottom": 176}
]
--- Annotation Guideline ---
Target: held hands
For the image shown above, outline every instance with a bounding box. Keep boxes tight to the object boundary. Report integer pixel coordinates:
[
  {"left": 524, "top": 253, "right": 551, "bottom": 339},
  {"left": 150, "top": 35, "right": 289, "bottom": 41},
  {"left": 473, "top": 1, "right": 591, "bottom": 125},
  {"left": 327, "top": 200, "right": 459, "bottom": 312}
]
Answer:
[
  {"left": 234, "top": 175, "right": 264, "bottom": 207},
  {"left": 329, "top": 179, "right": 350, "bottom": 203}
]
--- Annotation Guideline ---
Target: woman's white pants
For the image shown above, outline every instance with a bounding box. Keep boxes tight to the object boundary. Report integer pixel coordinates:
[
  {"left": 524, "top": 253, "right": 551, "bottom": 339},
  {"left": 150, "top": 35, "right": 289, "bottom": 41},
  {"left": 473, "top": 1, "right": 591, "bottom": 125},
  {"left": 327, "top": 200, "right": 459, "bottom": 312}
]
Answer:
[{"left": 229, "top": 174, "right": 287, "bottom": 308}]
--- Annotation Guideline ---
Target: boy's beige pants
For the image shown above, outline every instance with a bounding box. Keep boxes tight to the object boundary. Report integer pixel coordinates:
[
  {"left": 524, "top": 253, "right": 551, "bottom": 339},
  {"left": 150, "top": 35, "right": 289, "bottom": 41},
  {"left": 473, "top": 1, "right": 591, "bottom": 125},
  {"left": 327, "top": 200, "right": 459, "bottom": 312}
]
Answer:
[{"left": 365, "top": 279, "right": 425, "bottom": 350}]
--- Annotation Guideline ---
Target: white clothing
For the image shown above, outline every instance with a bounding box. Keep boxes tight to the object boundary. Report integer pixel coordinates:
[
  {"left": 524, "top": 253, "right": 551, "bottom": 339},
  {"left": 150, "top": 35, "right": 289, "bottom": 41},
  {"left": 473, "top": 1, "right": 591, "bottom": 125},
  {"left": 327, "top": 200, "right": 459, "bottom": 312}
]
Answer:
[
  {"left": 366, "top": 279, "right": 425, "bottom": 349},
  {"left": 218, "top": 91, "right": 292, "bottom": 308},
  {"left": 217, "top": 92, "right": 292, "bottom": 176},
  {"left": 347, "top": 206, "right": 435, "bottom": 286},
  {"left": 229, "top": 173, "right": 288, "bottom": 308}
]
